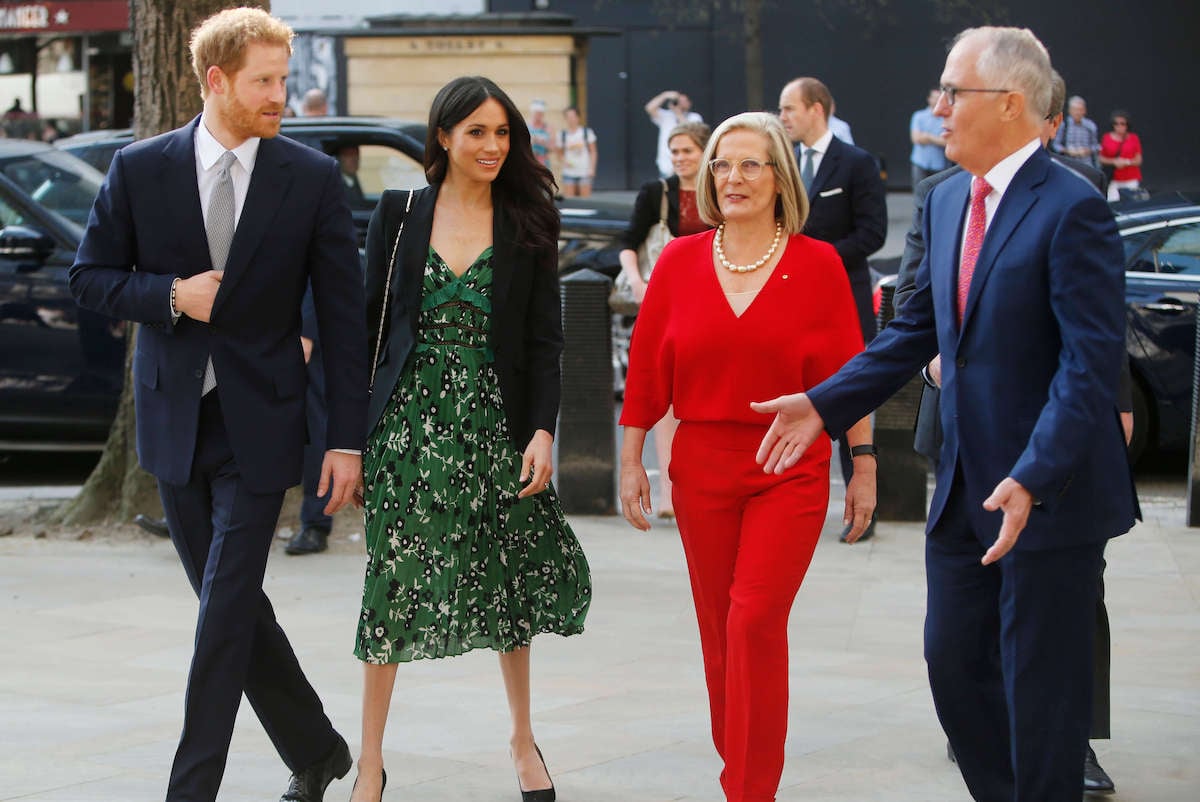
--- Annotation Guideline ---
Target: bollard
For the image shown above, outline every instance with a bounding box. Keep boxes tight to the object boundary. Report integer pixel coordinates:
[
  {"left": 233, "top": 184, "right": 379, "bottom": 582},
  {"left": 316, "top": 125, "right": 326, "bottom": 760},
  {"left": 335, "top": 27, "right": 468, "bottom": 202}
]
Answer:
[
  {"left": 558, "top": 268, "right": 617, "bottom": 515},
  {"left": 1187, "top": 290, "right": 1200, "bottom": 525},
  {"left": 872, "top": 279, "right": 928, "bottom": 521}
]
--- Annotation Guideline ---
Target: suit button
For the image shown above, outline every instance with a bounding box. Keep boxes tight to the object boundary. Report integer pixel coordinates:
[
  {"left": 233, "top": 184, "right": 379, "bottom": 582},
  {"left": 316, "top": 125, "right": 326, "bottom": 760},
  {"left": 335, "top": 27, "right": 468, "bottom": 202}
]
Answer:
[
  {"left": 193, "top": 369, "right": 203, "bottom": 379},
  {"left": 956, "top": 357, "right": 967, "bottom": 368}
]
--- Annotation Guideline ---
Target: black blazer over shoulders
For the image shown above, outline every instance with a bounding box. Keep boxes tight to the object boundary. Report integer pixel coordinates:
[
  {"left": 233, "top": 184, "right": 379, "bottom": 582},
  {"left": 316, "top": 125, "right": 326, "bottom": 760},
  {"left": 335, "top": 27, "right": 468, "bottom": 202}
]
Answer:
[
  {"left": 365, "top": 185, "right": 564, "bottom": 448},
  {"left": 620, "top": 174, "right": 682, "bottom": 251}
]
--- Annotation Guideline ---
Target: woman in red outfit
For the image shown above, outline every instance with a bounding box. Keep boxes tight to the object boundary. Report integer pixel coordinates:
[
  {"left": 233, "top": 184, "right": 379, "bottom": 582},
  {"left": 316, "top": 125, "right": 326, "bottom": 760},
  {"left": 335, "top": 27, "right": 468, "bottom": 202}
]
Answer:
[
  {"left": 618, "top": 112, "right": 876, "bottom": 802},
  {"left": 1099, "top": 109, "right": 1143, "bottom": 202}
]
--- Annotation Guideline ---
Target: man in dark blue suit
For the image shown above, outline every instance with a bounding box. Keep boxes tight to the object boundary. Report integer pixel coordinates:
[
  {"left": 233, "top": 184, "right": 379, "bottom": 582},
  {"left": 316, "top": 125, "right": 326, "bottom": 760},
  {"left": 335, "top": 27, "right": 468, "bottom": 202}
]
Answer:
[
  {"left": 894, "top": 69, "right": 1130, "bottom": 796},
  {"left": 68, "top": 9, "right": 367, "bottom": 802},
  {"left": 754, "top": 27, "right": 1137, "bottom": 802},
  {"left": 778, "top": 76, "right": 887, "bottom": 541}
]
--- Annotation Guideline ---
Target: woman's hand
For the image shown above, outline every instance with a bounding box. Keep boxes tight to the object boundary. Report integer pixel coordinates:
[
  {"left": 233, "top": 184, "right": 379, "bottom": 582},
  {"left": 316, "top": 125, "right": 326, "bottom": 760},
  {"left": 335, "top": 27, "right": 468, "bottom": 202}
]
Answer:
[
  {"left": 518, "top": 429, "right": 555, "bottom": 499},
  {"left": 620, "top": 461, "right": 653, "bottom": 531},
  {"left": 632, "top": 278, "right": 648, "bottom": 304},
  {"left": 842, "top": 458, "right": 877, "bottom": 543}
]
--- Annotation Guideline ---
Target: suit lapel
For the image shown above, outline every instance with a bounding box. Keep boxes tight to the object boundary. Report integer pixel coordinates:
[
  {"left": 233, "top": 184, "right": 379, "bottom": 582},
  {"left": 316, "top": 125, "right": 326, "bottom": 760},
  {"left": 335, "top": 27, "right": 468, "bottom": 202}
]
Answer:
[
  {"left": 960, "top": 151, "right": 1048, "bottom": 329},
  {"left": 160, "top": 118, "right": 209, "bottom": 276},
  {"left": 491, "top": 204, "right": 515, "bottom": 323},
  {"left": 930, "top": 171, "right": 970, "bottom": 338},
  {"left": 213, "top": 137, "right": 293, "bottom": 313},
  {"left": 391, "top": 184, "right": 437, "bottom": 335},
  {"left": 809, "top": 136, "right": 841, "bottom": 196}
]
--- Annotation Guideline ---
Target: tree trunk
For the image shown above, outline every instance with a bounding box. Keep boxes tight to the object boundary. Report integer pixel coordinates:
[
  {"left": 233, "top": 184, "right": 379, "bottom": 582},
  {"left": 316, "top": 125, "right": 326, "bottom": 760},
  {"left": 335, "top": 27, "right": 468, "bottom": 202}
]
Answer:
[{"left": 54, "top": 0, "right": 269, "bottom": 526}]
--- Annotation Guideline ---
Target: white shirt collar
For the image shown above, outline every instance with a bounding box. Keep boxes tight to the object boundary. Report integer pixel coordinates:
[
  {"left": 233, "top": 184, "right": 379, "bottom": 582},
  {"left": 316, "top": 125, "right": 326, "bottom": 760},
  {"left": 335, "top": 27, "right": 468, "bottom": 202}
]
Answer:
[
  {"left": 196, "top": 112, "right": 261, "bottom": 173},
  {"left": 980, "top": 138, "right": 1042, "bottom": 199},
  {"left": 805, "top": 128, "right": 835, "bottom": 155}
]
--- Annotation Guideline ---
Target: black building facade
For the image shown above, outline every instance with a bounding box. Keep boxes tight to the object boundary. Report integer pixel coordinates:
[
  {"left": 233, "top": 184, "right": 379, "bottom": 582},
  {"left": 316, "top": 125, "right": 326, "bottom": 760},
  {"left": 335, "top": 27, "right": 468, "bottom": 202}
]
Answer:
[{"left": 492, "top": 0, "right": 1199, "bottom": 193}]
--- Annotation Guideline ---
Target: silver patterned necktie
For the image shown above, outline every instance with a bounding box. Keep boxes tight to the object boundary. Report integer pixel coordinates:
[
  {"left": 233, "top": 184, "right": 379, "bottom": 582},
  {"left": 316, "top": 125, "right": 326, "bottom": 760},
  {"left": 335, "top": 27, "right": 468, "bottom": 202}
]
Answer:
[
  {"left": 201, "top": 150, "right": 237, "bottom": 396},
  {"left": 801, "top": 147, "right": 815, "bottom": 194}
]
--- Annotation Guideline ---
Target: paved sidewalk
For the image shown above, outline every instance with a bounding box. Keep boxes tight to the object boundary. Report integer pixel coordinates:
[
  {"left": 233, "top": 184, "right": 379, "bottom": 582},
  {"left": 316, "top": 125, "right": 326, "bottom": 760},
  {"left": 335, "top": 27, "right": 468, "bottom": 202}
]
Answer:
[{"left": 1, "top": 479, "right": 1197, "bottom": 801}]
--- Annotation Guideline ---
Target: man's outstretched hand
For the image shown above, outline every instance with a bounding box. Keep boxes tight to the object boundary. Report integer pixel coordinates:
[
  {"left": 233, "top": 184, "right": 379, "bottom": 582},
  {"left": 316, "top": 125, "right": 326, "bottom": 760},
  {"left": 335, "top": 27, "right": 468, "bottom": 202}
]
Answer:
[
  {"left": 750, "top": 392, "right": 826, "bottom": 474},
  {"left": 980, "top": 477, "right": 1033, "bottom": 565}
]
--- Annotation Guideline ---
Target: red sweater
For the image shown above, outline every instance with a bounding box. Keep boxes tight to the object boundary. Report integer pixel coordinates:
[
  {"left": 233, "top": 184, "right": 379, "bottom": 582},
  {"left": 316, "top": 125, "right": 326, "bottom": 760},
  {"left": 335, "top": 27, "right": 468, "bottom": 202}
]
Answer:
[
  {"left": 621, "top": 229, "right": 864, "bottom": 434},
  {"left": 1100, "top": 132, "right": 1142, "bottom": 182}
]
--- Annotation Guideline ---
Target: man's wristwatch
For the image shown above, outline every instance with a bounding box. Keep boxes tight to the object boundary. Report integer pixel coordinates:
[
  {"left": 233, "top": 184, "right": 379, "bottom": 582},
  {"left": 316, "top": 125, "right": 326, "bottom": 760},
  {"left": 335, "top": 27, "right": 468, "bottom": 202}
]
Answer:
[{"left": 849, "top": 444, "right": 878, "bottom": 459}]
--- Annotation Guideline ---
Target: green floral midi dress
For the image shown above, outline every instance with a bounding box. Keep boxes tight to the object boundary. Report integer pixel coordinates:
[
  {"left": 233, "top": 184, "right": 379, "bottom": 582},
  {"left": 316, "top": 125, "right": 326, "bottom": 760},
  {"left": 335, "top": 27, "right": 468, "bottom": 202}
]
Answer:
[{"left": 356, "top": 246, "right": 591, "bottom": 664}]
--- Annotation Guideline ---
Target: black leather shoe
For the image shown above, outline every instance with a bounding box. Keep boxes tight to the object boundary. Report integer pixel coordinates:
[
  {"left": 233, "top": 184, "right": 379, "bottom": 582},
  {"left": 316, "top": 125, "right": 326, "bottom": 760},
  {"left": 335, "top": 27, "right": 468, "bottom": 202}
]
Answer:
[
  {"left": 134, "top": 514, "right": 170, "bottom": 538},
  {"left": 1083, "top": 745, "right": 1115, "bottom": 794},
  {"left": 286, "top": 526, "right": 330, "bottom": 555},
  {"left": 839, "top": 515, "right": 876, "bottom": 543},
  {"left": 515, "top": 744, "right": 555, "bottom": 802},
  {"left": 280, "top": 736, "right": 352, "bottom": 802}
]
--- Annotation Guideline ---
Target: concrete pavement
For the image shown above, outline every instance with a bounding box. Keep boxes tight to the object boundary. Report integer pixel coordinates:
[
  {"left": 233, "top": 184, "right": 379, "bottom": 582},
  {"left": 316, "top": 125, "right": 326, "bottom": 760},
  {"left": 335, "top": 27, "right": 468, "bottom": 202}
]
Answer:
[{"left": 1, "top": 473, "right": 1197, "bottom": 801}]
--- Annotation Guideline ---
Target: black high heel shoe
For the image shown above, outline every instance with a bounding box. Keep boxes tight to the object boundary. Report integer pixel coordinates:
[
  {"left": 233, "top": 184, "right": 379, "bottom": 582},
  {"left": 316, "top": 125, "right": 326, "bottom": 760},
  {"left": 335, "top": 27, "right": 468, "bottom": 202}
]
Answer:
[
  {"left": 515, "top": 744, "right": 555, "bottom": 802},
  {"left": 349, "top": 768, "right": 387, "bottom": 802}
]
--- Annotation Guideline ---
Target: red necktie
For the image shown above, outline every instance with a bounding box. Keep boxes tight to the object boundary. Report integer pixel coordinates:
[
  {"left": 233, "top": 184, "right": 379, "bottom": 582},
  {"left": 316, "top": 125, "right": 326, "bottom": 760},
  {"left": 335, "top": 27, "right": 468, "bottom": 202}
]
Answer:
[{"left": 957, "top": 176, "right": 992, "bottom": 324}]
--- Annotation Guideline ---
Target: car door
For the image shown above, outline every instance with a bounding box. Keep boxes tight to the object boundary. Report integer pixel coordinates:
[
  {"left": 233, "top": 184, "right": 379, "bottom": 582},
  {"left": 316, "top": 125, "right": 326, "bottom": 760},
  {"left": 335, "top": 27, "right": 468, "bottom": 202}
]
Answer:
[
  {"left": 0, "top": 156, "right": 123, "bottom": 448},
  {"left": 1122, "top": 214, "right": 1200, "bottom": 449}
]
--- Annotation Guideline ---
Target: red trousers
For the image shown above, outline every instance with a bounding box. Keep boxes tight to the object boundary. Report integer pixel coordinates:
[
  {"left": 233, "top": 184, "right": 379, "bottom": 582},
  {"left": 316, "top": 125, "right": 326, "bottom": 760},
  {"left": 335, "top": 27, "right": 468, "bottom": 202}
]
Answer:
[{"left": 671, "top": 422, "right": 829, "bottom": 802}]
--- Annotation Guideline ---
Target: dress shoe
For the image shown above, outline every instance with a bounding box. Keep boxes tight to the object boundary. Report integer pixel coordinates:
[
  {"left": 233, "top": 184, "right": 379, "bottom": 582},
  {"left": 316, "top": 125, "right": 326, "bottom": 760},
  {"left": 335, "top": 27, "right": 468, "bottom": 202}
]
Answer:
[
  {"left": 515, "top": 744, "right": 555, "bottom": 802},
  {"left": 286, "top": 525, "right": 330, "bottom": 555},
  {"left": 1083, "top": 745, "right": 1115, "bottom": 793},
  {"left": 280, "top": 735, "right": 352, "bottom": 802},
  {"left": 349, "top": 767, "right": 386, "bottom": 802},
  {"left": 134, "top": 514, "right": 170, "bottom": 538},
  {"left": 839, "top": 515, "right": 876, "bottom": 543}
]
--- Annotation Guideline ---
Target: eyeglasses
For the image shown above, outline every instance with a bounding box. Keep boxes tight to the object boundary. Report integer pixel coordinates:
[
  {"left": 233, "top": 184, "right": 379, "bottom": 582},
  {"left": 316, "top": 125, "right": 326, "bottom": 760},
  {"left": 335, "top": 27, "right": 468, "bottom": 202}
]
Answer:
[
  {"left": 708, "top": 158, "right": 775, "bottom": 180},
  {"left": 938, "top": 85, "right": 1012, "bottom": 107}
]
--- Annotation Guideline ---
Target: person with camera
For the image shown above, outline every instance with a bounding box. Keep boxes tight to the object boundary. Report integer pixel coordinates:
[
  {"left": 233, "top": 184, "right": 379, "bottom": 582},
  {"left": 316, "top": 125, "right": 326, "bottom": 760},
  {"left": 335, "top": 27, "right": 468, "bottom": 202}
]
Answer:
[{"left": 645, "top": 90, "right": 704, "bottom": 178}]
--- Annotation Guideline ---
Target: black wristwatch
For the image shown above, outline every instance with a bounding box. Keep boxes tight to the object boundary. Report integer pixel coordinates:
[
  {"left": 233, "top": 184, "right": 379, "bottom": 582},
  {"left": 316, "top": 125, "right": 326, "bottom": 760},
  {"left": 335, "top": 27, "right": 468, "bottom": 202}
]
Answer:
[{"left": 849, "top": 444, "right": 878, "bottom": 459}]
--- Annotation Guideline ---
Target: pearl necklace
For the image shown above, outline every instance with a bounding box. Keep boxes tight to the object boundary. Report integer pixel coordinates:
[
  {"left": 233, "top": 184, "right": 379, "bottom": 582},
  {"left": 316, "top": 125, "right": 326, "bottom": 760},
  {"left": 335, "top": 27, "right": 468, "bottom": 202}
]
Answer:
[{"left": 715, "top": 222, "right": 783, "bottom": 273}]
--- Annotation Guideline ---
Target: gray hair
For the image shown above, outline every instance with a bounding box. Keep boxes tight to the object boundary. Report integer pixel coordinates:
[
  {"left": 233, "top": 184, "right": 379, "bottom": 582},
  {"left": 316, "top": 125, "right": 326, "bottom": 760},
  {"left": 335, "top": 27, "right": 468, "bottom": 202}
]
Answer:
[
  {"left": 1048, "top": 70, "right": 1066, "bottom": 119},
  {"left": 955, "top": 27, "right": 1052, "bottom": 124},
  {"left": 695, "top": 112, "right": 807, "bottom": 234}
]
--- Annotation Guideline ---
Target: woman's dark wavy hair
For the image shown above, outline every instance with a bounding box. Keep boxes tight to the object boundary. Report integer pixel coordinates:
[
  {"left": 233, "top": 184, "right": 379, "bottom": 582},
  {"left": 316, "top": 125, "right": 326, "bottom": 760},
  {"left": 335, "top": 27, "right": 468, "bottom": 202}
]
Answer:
[
  {"left": 424, "top": 76, "right": 559, "bottom": 262},
  {"left": 1110, "top": 109, "right": 1134, "bottom": 131}
]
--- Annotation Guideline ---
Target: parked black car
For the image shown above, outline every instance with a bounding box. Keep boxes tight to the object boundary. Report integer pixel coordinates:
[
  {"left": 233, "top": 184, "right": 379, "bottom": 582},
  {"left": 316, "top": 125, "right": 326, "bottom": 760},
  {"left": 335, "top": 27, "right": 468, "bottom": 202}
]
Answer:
[
  {"left": 875, "top": 192, "right": 1200, "bottom": 464},
  {"left": 0, "top": 141, "right": 124, "bottom": 450},
  {"left": 1117, "top": 193, "right": 1200, "bottom": 462}
]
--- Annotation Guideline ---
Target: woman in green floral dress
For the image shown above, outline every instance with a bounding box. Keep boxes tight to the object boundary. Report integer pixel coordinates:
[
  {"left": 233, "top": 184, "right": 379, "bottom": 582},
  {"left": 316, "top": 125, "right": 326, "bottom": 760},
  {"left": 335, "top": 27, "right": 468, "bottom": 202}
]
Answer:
[{"left": 349, "top": 77, "right": 590, "bottom": 802}]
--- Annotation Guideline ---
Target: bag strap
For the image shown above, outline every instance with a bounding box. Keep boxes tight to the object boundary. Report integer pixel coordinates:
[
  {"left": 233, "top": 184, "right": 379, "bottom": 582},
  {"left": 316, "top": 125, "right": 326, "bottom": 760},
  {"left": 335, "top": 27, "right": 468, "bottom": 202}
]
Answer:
[
  {"left": 369, "top": 189, "right": 414, "bottom": 389},
  {"left": 658, "top": 178, "right": 669, "bottom": 223}
]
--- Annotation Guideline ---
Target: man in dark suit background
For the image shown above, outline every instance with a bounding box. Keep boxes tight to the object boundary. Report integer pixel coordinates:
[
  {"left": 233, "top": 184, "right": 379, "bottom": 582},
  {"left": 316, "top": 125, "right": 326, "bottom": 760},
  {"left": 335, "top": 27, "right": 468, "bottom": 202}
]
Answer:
[
  {"left": 893, "top": 68, "right": 1127, "bottom": 796},
  {"left": 778, "top": 76, "right": 887, "bottom": 541},
  {"left": 69, "top": 9, "right": 366, "bottom": 802},
  {"left": 754, "top": 27, "right": 1137, "bottom": 802}
]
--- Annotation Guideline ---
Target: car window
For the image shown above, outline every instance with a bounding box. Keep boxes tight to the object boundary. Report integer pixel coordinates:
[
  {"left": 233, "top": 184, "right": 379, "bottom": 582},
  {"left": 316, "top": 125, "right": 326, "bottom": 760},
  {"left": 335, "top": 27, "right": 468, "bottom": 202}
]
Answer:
[
  {"left": 357, "top": 143, "right": 427, "bottom": 197},
  {"left": 0, "top": 192, "right": 25, "bottom": 227},
  {"left": 1152, "top": 221, "right": 1200, "bottom": 275},
  {"left": 1, "top": 150, "right": 104, "bottom": 227}
]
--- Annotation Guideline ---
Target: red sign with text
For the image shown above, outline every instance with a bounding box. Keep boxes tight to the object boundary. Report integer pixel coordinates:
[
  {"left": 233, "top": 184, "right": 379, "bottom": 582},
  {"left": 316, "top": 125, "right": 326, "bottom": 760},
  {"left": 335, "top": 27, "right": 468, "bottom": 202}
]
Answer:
[{"left": 0, "top": 2, "right": 129, "bottom": 34}]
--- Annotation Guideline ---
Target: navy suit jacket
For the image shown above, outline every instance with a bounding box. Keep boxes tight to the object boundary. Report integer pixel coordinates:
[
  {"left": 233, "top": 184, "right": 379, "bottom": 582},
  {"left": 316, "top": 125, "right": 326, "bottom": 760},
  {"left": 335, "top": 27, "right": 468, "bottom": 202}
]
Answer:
[
  {"left": 69, "top": 117, "right": 368, "bottom": 493},
  {"left": 810, "top": 147, "right": 1137, "bottom": 550},
  {"left": 364, "top": 186, "right": 563, "bottom": 448},
  {"left": 799, "top": 136, "right": 887, "bottom": 342}
]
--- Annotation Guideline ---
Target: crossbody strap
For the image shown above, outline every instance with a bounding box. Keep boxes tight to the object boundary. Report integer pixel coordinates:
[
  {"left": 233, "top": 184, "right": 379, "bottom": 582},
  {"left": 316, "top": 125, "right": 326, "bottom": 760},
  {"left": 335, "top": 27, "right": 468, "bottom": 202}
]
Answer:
[
  {"left": 369, "top": 189, "right": 414, "bottom": 389},
  {"left": 658, "top": 178, "right": 669, "bottom": 223}
]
